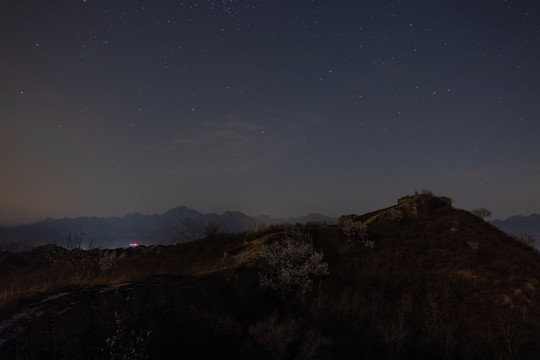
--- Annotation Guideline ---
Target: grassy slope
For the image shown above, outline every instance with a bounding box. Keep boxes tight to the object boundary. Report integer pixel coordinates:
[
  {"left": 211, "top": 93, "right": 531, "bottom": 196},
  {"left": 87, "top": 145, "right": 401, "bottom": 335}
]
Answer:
[
  {"left": 1, "top": 197, "right": 540, "bottom": 359},
  {"left": 318, "top": 204, "right": 540, "bottom": 357}
]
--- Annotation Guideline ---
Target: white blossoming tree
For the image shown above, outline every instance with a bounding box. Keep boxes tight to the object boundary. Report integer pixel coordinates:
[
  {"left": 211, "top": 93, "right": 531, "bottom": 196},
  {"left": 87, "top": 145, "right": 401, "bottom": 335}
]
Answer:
[
  {"left": 256, "top": 228, "right": 329, "bottom": 298},
  {"left": 340, "top": 219, "right": 373, "bottom": 247}
]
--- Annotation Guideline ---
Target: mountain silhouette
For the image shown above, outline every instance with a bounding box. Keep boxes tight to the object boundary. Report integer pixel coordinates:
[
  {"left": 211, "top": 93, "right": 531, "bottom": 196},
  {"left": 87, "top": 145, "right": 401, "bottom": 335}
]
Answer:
[
  {"left": 0, "top": 207, "right": 337, "bottom": 250},
  {"left": 492, "top": 213, "right": 540, "bottom": 235}
]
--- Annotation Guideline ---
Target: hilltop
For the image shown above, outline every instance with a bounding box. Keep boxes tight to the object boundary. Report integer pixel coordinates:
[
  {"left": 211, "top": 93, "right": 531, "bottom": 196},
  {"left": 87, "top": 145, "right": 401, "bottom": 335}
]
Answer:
[{"left": 1, "top": 194, "right": 540, "bottom": 359}]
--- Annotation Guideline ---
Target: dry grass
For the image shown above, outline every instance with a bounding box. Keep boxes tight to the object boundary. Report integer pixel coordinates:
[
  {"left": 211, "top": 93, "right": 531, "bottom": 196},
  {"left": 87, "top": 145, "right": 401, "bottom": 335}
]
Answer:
[
  {"left": 0, "top": 229, "right": 282, "bottom": 315},
  {"left": 2, "top": 198, "right": 540, "bottom": 359}
]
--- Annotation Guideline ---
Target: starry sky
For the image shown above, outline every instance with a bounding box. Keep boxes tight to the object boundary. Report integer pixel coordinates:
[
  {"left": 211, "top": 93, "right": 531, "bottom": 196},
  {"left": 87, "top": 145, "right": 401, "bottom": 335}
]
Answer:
[{"left": 1, "top": 0, "right": 539, "bottom": 225}]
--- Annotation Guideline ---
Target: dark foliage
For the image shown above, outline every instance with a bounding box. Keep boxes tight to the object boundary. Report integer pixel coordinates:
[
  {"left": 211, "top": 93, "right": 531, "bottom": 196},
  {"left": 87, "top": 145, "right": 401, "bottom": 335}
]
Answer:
[{"left": 2, "top": 195, "right": 540, "bottom": 359}]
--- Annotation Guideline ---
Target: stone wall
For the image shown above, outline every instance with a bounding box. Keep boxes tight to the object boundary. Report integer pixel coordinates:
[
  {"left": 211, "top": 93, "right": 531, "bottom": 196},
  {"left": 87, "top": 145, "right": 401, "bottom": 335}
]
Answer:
[{"left": 397, "top": 195, "right": 452, "bottom": 217}]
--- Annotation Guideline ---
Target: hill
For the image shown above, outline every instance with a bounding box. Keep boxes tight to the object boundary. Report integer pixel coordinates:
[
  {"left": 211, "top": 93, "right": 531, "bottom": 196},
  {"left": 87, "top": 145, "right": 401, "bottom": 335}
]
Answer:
[{"left": 1, "top": 194, "right": 540, "bottom": 359}]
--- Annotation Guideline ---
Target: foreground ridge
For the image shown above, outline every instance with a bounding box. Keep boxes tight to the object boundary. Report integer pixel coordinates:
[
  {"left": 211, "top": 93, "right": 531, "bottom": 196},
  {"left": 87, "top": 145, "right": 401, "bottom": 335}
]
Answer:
[{"left": 1, "top": 194, "right": 539, "bottom": 359}]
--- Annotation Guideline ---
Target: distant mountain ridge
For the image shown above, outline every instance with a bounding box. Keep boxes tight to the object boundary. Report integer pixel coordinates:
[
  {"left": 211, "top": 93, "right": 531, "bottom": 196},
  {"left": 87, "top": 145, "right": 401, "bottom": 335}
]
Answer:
[
  {"left": 0, "top": 207, "right": 337, "bottom": 250},
  {"left": 492, "top": 213, "right": 540, "bottom": 235},
  {"left": 492, "top": 213, "right": 540, "bottom": 249}
]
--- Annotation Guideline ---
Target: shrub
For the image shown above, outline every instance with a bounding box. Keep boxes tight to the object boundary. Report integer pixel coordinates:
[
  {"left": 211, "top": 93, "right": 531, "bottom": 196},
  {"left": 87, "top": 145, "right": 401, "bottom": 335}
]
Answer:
[
  {"left": 249, "top": 312, "right": 299, "bottom": 358},
  {"left": 256, "top": 228, "right": 329, "bottom": 298},
  {"left": 102, "top": 312, "right": 152, "bottom": 360},
  {"left": 98, "top": 251, "right": 125, "bottom": 274},
  {"left": 300, "top": 327, "right": 333, "bottom": 359},
  {"left": 387, "top": 208, "right": 404, "bottom": 221},
  {"left": 45, "top": 244, "right": 70, "bottom": 263},
  {"left": 247, "top": 221, "right": 271, "bottom": 234},
  {"left": 340, "top": 219, "right": 371, "bottom": 247}
]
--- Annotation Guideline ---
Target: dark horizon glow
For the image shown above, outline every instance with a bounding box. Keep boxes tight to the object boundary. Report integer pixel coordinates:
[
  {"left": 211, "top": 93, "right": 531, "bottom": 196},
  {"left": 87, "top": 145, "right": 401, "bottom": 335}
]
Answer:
[{"left": 1, "top": 1, "right": 539, "bottom": 226}]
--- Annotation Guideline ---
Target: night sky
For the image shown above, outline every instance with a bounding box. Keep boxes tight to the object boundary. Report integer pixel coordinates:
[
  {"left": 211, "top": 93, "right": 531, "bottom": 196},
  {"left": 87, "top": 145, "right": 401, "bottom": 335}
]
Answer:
[{"left": 1, "top": 0, "right": 539, "bottom": 225}]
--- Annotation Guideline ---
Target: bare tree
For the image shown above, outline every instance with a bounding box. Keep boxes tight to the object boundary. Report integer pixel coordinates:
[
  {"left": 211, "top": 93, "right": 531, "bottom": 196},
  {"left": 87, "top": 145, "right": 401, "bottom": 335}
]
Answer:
[
  {"left": 59, "top": 227, "right": 94, "bottom": 250},
  {"left": 203, "top": 220, "right": 220, "bottom": 237},
  {"left": 500, "top": 312, "right": 527, "bottom": 360},
  {"left": 62, "top": 232, "right": 82, "bottom": 250},
  {"left": 514, "top": 232, "right": 537, "bottom": 248},
  {"left": 472, "top": 208, "right": 492, "bottom": 221}
]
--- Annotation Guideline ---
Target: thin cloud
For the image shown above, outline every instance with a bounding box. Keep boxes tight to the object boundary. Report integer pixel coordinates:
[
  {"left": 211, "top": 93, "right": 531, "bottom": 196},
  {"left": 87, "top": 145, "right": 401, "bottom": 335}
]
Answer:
[{"left": 174, "top": 117, "right": 265, "bottom": 147}]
